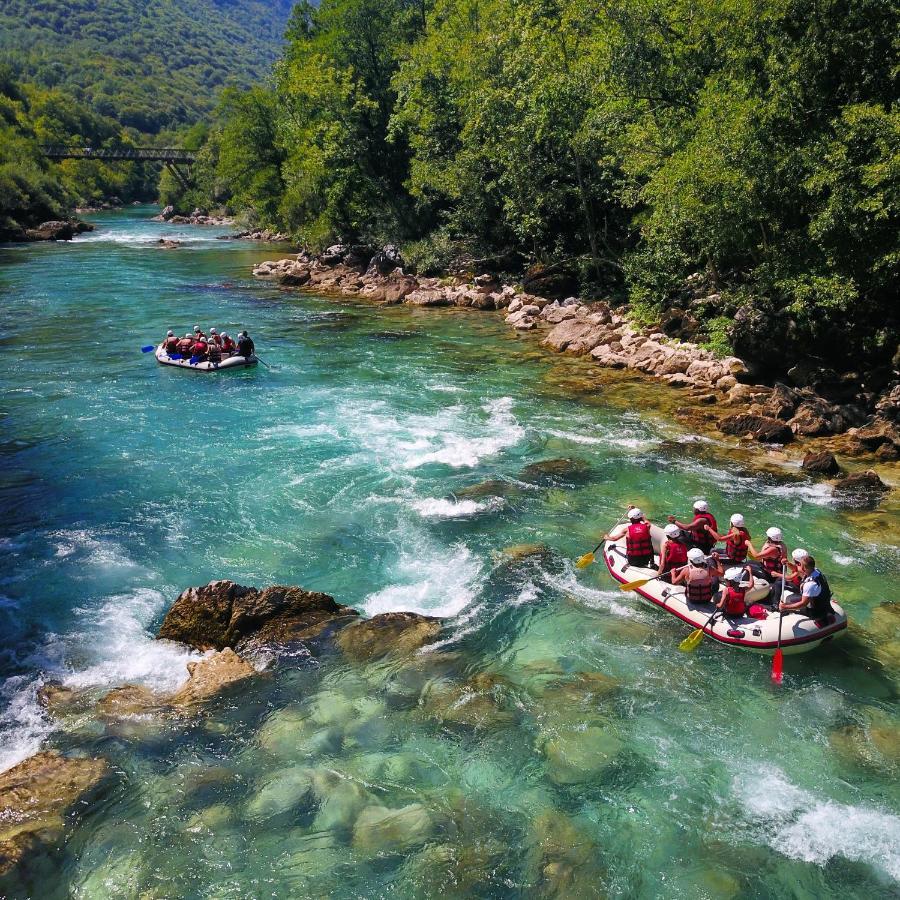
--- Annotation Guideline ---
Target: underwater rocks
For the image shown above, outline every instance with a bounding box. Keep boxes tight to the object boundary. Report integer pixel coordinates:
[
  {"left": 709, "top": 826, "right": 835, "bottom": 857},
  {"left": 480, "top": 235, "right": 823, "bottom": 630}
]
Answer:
[
  {"left": 157, "top": 580, "right": 358, "bottom": 652},
  {"left": 335, "top": 612, "right": 442, "bottom": 662},
  {"left": 352, "top": 802, "right": 448, "bottom": 854},
  {"left": 0, "top": 752, "right": 107, "bottom": 876},
  {"left": 832, "top": 470, "right": 890, "bottom": 506},
  {"left": 168, "top": 648, "right": 256, "bottom": 705},
  {"left": 518, "top": 458, "right": 592, "bottom": 485},
  {"left": 539, "top": 725, "right": 624, "bottom": 786}
]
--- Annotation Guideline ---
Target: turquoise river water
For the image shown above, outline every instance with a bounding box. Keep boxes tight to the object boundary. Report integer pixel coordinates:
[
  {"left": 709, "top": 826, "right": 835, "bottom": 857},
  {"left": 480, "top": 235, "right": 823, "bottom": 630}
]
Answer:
[{"left": 0, "top": 208, "right": 898, "bottom": 898}]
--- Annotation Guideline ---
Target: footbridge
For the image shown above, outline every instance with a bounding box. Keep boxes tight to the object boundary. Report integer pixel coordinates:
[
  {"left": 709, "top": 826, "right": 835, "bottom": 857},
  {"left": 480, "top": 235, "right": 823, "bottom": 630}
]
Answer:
[{"left": 41, "top": 146, "right": 197, "bottom": 187}]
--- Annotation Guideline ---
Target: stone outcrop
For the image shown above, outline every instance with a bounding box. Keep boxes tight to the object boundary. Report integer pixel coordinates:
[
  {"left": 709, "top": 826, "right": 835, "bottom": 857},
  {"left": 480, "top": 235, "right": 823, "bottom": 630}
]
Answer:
[
  {"left": 151, "top": 205, "right": 232, "bottom": 226},
  {"left": 718, "top": 414, "right": 793, "bottom": 444},
  {"left": 168, "top": 648, "right": 256, "bottom": 705},
  {"left": 832, "top": 470, "right": 890, "bottom": 504},
  {"left": 335, "top": 612, "right": 442, "bottom": 662},
  {"left": 12, "top": 219, "right": 94, "bottom": 242},
  {"left": 157, "top": 580, "right": 358, "bottom": 652},
  {"left": 801, "top": 450, "right": 841, "bottom": 476},
  {"left": 0, "top": 752, "right": 107, "bottom": 876}
]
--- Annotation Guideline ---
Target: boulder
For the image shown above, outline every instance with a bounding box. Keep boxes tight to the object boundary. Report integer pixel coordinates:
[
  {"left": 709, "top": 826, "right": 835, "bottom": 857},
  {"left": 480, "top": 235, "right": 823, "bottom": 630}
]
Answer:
[
  {"left": 540, "top": 725, "right": 623, "bottom": 785},
  {"left": 279, "top": 267, "right": 311, "bottom": 287},
  {"left": 157, "top": 580, "right": 358, "bottom": 651},
  {"left": 855, "top": 420, "right": 900, "bottom": 451},
  {"left": 352, "top": 803, "right": 441, "bottom": 854},
  {"left": 474, "top": 273, "right": 500, "bottom": 294},
  {"left": 761, "top": 383, "right": 800, "bottom": 420},
  {"left": 336, "top": 612, "right": 442, "bottom": 662},
  {"left": 518, "top": 458, "right": 592, "bottom": 485},
  {"left": 156, "top": 238, "right": 181, "bottom": 249},
  {"left": 96, "top": 684, "right": 163, "bottom": 718},
  {"left": 405, "top": 287, "right": 452, "bottom": 307},
  {"left": 801, "top": 451, "right": 842, "bottom": 476},
  {"left": 366, "top": 244, "right": 404, "bottom": 276},
  {"left": 23, "top": 220, "right": 92, "bottom": 241},
  {"left": 158, "top": 204, "right": 175, "bottom": 220},
  {"left": 343, "top": 244, "right": 377, "bottom": 270},
  {"left": 0, "top": 752, "right": 107, "bottom": 876},
  {"left": 718, "top": 414, "right": 793, "bottom": 444},
  {"left": 168, "top": 648, "right": 256, "bottom": 705},
  {"left": 542, "top": 320, "right": 604, "bottom": 354},
  {"left": 832, "top": 470, "right": 889, "bottom": 501},
  {"left": 875, "top": 384, "right": 900, "bottom": 422},
  {"left": 320, "top": 244, "right": 348, "bottom": 266}
]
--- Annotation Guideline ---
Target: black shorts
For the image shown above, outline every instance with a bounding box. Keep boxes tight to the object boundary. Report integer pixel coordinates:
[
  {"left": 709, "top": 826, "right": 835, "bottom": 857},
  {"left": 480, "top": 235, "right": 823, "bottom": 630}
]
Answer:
[{"left": 627, "top": 555, "right": 653, "bottom": 569}]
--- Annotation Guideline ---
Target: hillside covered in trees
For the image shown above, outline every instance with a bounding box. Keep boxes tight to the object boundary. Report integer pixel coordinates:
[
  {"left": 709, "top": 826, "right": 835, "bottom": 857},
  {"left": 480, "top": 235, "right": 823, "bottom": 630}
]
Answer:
[
  {"left": 184, "top": 0, "right": 898, "bottom": 377},
  {"left": 0, "top": 0, "right": 294, "bottom": 133}
]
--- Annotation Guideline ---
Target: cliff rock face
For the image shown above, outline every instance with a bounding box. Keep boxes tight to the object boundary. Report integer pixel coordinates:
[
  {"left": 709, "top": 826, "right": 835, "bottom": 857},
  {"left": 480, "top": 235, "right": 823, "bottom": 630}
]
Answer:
[
  {"left": 0, "top": 752, "right": 107, "bottom": 876},
  {"left": 157, "top": 580, "right": 359, "bottom": 651}
]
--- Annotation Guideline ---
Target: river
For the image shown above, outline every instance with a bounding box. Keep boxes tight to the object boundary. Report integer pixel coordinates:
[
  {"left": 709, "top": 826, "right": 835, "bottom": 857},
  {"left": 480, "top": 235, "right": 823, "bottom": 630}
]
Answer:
[{"left": 0, "top": 207, "right": 898, "bottom": 897}]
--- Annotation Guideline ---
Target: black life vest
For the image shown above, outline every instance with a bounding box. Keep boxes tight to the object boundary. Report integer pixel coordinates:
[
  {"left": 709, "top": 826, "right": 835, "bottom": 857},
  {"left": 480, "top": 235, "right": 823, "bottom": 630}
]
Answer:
[
  {"left": 685, "top": 569, "right": 714, "bottom": 604},
  {"left": 725, "top": 527, "right": 751, "bottom": 562},
  {"left": 626, "top": 521, "right": 653, "bottom": 561},
  {"left": 237, "top": 337, "right": 254, "bottom": 356},
  {"left": 804, "top": 570, "right": 834, "bottom": 619}
]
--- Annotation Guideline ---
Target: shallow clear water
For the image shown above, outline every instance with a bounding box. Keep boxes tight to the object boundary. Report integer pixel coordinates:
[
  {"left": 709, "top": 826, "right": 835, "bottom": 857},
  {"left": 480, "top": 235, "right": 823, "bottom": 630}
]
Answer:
[{"left": 1, "top": 208, "right": 898, "bottom": 898}]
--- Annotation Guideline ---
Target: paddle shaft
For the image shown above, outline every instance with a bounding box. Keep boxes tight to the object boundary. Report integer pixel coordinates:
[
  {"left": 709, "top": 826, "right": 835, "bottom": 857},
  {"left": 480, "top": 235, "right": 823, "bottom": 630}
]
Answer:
[{"left": 771, "top": 566, "right": 787, "bottom": 682}]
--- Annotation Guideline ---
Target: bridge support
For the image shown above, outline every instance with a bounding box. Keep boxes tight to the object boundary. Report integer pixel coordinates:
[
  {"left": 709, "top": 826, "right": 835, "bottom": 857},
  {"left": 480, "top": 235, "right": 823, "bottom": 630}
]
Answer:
[{"left": 165, "top": 162, "right": 191, "bottom": 189}]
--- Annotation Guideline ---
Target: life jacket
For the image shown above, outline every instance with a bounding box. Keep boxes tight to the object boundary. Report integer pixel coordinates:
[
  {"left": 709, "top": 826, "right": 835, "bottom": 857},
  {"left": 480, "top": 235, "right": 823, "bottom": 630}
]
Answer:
[
  {"left": 684, "top": 568, "right": 714, "bottom": 604},
  {"left": 725, "top": 527, "right": 751, "bottom": 562},
  {"left": 662, "top": 538, "right": 688, "bottom": 572},
  {"left": 625, "top": 521, "right": 653, "bottom": 561},
  {"left": 193, "top": 340, "right": 208, "bottom": 357},
  {"left": 164, "top": 336, "right": 179, "bottom": 353},
  {"left": 237, "top": 337, "right": 254, "bottom": 356},
  {"left": 761, "top": 541, "right": 787, "bottom": 577},
  {"left": 222, "top": 337, "right": 236, "bottom": 353},
  {"left": 689, "top": 511, "right": 716, "bottom": 549},
  {"left": 210, "top": 334, "right": 223, "bottom": 347},
  {"left": 207, "top": 344, "right": 222, "bottom": 362},
  {"left": 177, "top": 338, "right": 193, "bottom": 354},
  {"left": 803, "top": 569, "right": 834, "bottom": 619},
  {"left": 722, "top": 584, "right": 747, "bottom": 615}
]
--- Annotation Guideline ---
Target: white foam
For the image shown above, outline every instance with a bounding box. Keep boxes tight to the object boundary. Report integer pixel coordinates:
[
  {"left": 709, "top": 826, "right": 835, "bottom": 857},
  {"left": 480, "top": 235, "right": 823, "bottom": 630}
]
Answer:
[
  {"left": 543, "top": 427, "right": 656, "bottom": 451},
  {"left": 735, "top": 766, "right": 900, "bottom": 882},
  {"left": 511, "top": 581, "right": 542, "bottom": 607},
  {"left": 363, "top": 543, "right": 483, "bottom": 619},
  {"left": 544, "top": 569, "right": 645, "bottom": 620},
  {"left": 412, "top": 497, "right": 504, "bottom": 519},
  {"left": 0, "top": 677, "right": 54, "bottom": 773},
  {"left": 831, "top": 553, "right": 854, "bottom": 567},
  {"left": 48, "top": 530, "right": 140, "bottom": 571},
  {"left": 62, "top": 588, "right": 200, "bottom": 692}
]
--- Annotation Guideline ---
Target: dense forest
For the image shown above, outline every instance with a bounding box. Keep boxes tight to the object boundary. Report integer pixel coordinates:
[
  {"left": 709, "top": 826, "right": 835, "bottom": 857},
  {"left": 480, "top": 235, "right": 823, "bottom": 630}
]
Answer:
[
  {"left": 0, "top": 0, "right": 294, "bottom": 132},
  {"left": 178, "top": 0, "right": 898, "bottom": 375}
]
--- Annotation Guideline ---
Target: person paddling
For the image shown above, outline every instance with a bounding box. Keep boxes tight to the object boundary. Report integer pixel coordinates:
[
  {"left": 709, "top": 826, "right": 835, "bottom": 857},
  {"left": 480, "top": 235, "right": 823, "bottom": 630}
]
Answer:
[
  {"left": 162, "top": 330, "right": 179, "bottom": 354},
  {"left": 192, "top": 333, "right": 208, "bottom": 361},
  {"left": 207, "top": 338, "right": 222, "bottom": 366},
  {"left": 658, "top": 523, "right": 689, "bottom": 583},
  {"left": 748, "top": 527, "right": 788, "bottom": 582},
  {"left": 193, "top": 325, "right": 206, "bottom": 339},
  {"left": 769, "top": 548, "right": 809, "bottom": 606},
  {"left": 668, "top": 500, "right": 717, "bottom": 553},
  {"left": 221, "top": 332, "right": 236, "bottom": 354},
  {"left": 605, "top": 506, "right": 655, "bottom": 569},
  {"left": 779, "top": 555, "right": 835, "bottom": 623},
  {"left": 672, "top": 547, "right": 723, "bottom": 606},
  {"left": 177, "top": 332, "right": 194, "bottom": 356},
  {"left": 208, "top": 327, "right": 223, "bottom": 348},
  {"left": 717, "top": 565, "right": 752, "bottom": 617},
  {"left": 706, "top": 513, "right": 751, "bottom": 563},
  {"left": 237, "top": 330, "right": 255, "bottom": 358}
]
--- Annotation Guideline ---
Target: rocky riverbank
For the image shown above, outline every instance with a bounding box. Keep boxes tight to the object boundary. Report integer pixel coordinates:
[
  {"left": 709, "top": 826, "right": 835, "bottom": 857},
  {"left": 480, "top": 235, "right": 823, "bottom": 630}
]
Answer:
[
  {"left": 151, "top": 205, "right": 233, "bottom": 226},
  {"left": 1, "top": 219, "right": 94, "bottom": 243},
  {"left": 252, "top": 245, "right": 898, "bottom": 484}
]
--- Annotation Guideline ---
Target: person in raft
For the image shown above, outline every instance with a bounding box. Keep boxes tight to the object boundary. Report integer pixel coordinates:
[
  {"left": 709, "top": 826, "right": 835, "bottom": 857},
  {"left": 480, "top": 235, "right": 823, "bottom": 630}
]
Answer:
[
  {"left": 668, "top": 500, "right": 717, "bottom": 553},
  {"left": 192, "top": 333, "right": 209, "bottom": 362},
  {"left": 237, "top": 330, "right": 255, "bottom": 358},
  {"left": 657, "top": 523, "right": 689, "bottom": 583},
  {"left": 768, "top": 547, "right": 810, "bottom": 606},
  {"left": 162, "top": 330, "right": 180, "bottom": 354},
  {"left": 705, "top": 513, "right": 751, "bottom": 564},
  {"left": 208, "top": 327, "right": 223, "bottom": 348},
  {"left": 779, "top": 555, "right": 835, "bottom": 623},
  {"left": 177, "top": 332, "right": 194, "bottom": 356},
  {"left": 605, "top": 506, "right": 655, "bottom": 568},
  {"left": 717, "top": 565, "right": 753, "bottom": 617},
  {"left": 207, "top": 338, "right": 223, "bottom": 365},
  {"left": 748, "top": 526, "right": 788, "bottom": 582},
  {"left": 671, "top": 547, "right": 724, "bottom": 606},
  {"left": 221, "top": 332, "right": 237, "bottom": 353},
  {"left": 193, "top": 325, "right": 206, "bottom": 339}
]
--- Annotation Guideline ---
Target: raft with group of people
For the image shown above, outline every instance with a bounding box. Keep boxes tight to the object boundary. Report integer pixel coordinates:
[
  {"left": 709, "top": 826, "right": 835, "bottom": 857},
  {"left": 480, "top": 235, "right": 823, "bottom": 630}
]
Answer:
[
  {"left": 598, "top": 500, "right": 847, "bottom": 655},
  {"left": 155, "top": 326, "right": 257, "bottom": 371}
]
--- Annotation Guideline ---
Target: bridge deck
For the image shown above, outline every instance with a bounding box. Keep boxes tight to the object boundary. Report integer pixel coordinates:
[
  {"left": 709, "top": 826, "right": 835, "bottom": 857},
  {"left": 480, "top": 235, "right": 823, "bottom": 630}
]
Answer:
[{"left": 41, "top": 146, "right": 197, "bottom": 163}]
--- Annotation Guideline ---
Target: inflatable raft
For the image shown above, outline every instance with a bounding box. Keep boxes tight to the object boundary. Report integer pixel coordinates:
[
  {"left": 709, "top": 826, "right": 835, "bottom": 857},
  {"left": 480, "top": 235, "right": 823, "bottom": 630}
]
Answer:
[
  {"left": 155, "top": 344, "right": 258, "bottom": 371},
  {"left": 603, "top": 525, "right": 847, "bottom": 654}
]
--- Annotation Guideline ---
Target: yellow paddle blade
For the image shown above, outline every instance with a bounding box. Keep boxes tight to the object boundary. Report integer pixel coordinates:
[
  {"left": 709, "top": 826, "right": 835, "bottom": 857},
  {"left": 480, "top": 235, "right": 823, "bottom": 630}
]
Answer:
[
  {"left": 678, "top": 628, "right": 705, "bottom": 652},
  {"left": 575, "top": 552, "right": 595, "bottom": 569},
  {"left": 619, "top": 578, "right": 650, "bottom": 592}
]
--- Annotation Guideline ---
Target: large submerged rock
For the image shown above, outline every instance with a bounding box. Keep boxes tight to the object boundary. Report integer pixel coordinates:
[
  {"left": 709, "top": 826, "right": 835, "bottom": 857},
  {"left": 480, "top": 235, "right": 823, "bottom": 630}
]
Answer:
[
  {"left": 336, "top": 612, "right": 442, "bottom": 662},
  {"left": 158, "top": 580, "right": 358, "bottom": 651},
  {"left": 0, "top": 752, "right": 107, "bottom": 876}
]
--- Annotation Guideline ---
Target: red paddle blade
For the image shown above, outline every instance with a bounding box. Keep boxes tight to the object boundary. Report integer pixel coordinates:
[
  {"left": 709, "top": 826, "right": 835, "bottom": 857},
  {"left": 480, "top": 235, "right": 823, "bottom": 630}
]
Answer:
[{"left": 771, "top": 648, "right": 784, "bottom": 684}]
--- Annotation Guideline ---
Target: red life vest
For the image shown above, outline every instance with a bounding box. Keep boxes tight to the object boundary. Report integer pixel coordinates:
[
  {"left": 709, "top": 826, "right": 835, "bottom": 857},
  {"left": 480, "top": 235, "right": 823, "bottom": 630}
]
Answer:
[
  {"left": 194, "top": 340, "right": 208, "bottom": 356},
  {"left": 663, "top": 539, "right": 688, "bottom": 572},
  {"left": 761, "top": 541, "right": 787, "bottom": 576},
  {"left": 685, "top": 570, "right": 714, "bottom": 604},
  {"left": 691, "top": 511, "right": 717, "bottom": 549},
  {"left": 210, "top": 334, "right": 222, "bottom": 347},
  {"left": 723, "top": 584, "right": 746, "bottom": 615},
  {"left": 725, "top": 527, "right": 751, "bottom": 562},
  {"left": 222, "top": 337, "right": 236, "bottom": 352},
  {"left": 626, "top": 521, "right": 653, "bottom": 560}
]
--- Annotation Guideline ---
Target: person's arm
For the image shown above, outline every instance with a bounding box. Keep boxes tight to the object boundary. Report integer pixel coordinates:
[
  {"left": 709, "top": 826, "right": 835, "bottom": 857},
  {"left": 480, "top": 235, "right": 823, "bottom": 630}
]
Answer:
[
  {"left": 606, "top": 523, "right": 628, "bottom": 541},
  {"left": 657, "top": 541, "right": 669, "bottom": 575},
  {"left": 669, "top": 514, "right": 703, "bottom": 531},
  {"left": 706, "top": 525, "right": 726, "bottom": 542},
  {"left": 671, "top": 566, "right": 687, "bottom": 585}
]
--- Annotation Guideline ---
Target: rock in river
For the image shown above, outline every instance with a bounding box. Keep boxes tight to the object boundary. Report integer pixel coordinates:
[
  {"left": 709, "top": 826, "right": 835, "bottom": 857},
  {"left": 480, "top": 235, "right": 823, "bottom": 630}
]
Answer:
[
  {"left": 336, "top": 612, "right": 442, "bottom": 662},
  {"left": 168, "top": 648, "right": 256, "bottom": 705},
  {"left": 157, "top": 580, "right": 358, "bottom": 651},
  {"left": 518, "top": 458, "right": 592, "bottom": 485},
  {"left": 0, "top": 751, "right": 107, "bottom": 876}
]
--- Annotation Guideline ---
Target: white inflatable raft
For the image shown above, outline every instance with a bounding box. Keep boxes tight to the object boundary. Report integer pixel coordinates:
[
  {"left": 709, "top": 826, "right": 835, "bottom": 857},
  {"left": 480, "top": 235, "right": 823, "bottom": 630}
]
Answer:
[
  {"left": 603, "top": 525, "right": 847, "bottom": 654},
  {"left": 155, "top": 344, "right": 258, "bottom": 371}
]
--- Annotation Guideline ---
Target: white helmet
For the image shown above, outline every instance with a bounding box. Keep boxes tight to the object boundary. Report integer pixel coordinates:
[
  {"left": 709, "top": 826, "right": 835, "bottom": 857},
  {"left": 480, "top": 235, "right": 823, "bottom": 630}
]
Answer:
[
  {"left": 210, "top": 327, "right": 218, "bottom": 334},
  {"left": 792, "top": 548, "right": 809, "bottom": 562},
  {"left": 730, "top": 513, "right": 745, "bottom": 527},
  {"left": 628, "top": 507, "right": 643, "bottom": 520},
  {"left": 766, "top": 527, "right": 783, "bottom": 542},
  {"left": 687, "top": 548, "right": 706, "bottom": 564},
  {"left": 194, "top": 325, "right": 201, "bottom": 331},
  {"left": 167, "top": 329, "right": 174, "bottom": 336},
  {"left": 664, "top": 524, "right": 680, "bottom": 538},
  {"left": 185, "top": 333, "right": 193, "bottom": 338},
  {"left": 725, "top": 566, "right": 744, "bottom": 582},
  {"left": 694, "top": 499, "right": 709, "bottom": 511},
  {"left": 221, "top": 333, "right": 229, "bottom": 338}
]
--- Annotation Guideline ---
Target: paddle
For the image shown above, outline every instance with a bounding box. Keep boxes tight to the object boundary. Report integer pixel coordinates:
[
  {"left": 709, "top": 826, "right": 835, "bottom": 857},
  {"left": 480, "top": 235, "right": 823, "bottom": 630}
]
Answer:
[
  {"left": 619, "top": 564, "right": 689, "bottom": 592},
  {"left": 679, "top": 608, "right": 720, "bottom": 653},
  {"left": 576, "top": 513, "right": 627, "bottom": 569},
  {"left": 771, "top": 566, "right": 787, "bottom": 683},
  {"left": 255, "top": 355, "right": 272, "bottom": 369},
  {"left": 141, "top": 345, "right": 155, "bottom": 353}
]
